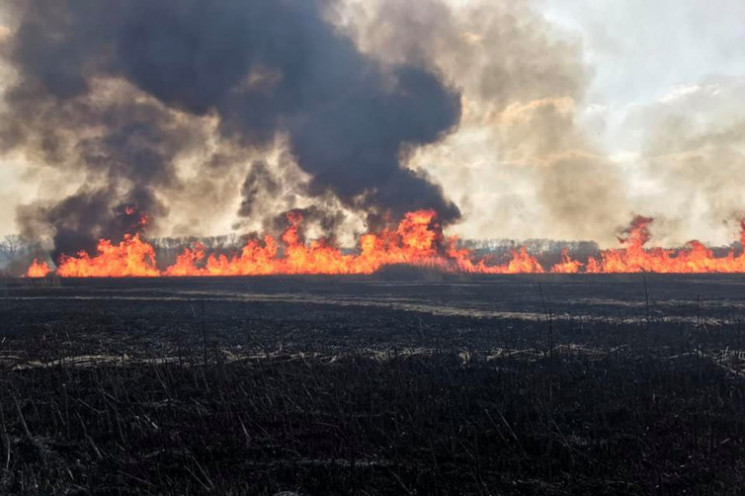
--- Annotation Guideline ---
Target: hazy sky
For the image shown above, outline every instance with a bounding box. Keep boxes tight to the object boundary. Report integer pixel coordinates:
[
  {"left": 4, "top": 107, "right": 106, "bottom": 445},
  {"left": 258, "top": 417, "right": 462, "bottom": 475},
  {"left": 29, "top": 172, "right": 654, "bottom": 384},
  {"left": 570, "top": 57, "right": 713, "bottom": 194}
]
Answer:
[{"left": 1, "top": 0, "right": 744, "bottom": 244}]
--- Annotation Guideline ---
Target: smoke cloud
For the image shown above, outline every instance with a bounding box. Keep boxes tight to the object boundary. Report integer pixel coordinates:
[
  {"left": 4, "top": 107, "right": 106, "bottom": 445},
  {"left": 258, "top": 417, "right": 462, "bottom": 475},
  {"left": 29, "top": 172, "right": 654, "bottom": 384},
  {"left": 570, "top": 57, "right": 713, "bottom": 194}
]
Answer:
[
  {"left": 3, "top": 0, "right": 743, "bottom": 251},
  {"left": 625, "top": 78, "right": 745, "bottom": 245},
  {"left": 336, "top": 0, "right": 632, "bottom": 244},
  {"left": 0, "top": 0, "right": 461, "bottom": 256}
]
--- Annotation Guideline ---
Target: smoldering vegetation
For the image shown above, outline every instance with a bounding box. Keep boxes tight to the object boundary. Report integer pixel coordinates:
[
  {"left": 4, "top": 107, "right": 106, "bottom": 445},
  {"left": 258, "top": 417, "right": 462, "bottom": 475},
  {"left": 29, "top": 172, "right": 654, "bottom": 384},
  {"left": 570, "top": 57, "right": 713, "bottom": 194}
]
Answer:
[{"left": 1, "top": 276, "right": 745, "bottom": 494}]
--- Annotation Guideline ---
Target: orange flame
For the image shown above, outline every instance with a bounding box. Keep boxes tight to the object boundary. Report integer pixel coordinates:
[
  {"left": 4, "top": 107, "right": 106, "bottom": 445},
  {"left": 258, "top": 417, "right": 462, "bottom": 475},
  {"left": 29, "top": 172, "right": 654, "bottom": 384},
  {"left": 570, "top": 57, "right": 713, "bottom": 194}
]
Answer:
[
  {"left": 580, "top": 216, "right": 745, "bottom": 273},
  {"left": 550, "top": 248, "right": 583, "bottom": 274},
  {"left": 26, "top": 259, "right": 51, "bottom": 278},
  {"left": 164, "top": 210, "right": 450, "bottom": 276},
  {"left": 26, "top": 210, "right": 745, "bottom": 277},
  {"left": 56, "top": 234, "right": 159, "bottom": 277}
]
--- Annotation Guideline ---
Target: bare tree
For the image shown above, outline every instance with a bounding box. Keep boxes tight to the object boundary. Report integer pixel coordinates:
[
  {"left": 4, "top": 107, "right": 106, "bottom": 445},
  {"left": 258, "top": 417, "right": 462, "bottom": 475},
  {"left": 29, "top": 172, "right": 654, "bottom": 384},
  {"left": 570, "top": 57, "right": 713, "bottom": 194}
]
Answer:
[{"left": 0, "top": 234, "right": 29, "bottom": 259}]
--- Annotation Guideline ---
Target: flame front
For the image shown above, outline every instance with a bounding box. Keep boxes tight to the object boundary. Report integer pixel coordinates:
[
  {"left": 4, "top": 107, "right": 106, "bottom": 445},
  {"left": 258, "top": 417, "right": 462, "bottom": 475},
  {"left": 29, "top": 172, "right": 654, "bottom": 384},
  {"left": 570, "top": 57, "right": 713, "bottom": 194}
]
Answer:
[
  {"left": 55, "top": 234, "right": 160, "bottom": 277},
  {"left": 582, "top": 217, "right": 745, "bottom": 273},
  {"left": 164, "top": 210, "right": 450, "bottom": 276},
  {"left": 26, "top": 211, "right": 745, "bottom": 277}
]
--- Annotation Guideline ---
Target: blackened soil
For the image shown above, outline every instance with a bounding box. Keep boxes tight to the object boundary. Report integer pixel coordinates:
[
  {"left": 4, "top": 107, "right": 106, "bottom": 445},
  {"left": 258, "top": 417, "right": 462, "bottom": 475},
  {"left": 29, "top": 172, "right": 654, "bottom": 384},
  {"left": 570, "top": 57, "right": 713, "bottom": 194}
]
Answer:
[{"left": 0, "top": 274, "right": 744, "bottom": 494}]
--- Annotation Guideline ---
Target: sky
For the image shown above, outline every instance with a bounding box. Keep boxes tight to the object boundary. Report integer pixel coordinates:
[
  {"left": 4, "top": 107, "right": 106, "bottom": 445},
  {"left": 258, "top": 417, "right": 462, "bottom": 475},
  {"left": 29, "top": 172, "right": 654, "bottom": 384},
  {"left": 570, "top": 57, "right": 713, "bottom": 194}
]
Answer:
[
  {"left": 1, "top": 0, "right": 744, "bottom": 246},
  {"left": 541, "top": 0, "right": 745, "bottom": 151}
]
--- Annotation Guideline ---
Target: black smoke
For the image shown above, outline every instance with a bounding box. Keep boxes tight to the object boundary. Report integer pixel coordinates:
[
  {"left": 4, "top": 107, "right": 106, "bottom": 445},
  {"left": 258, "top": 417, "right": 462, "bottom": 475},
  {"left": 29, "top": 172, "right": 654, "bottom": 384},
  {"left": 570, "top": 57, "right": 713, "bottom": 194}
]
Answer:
[{"left": 1, "top": 0, "right": 461, "bottom": 257}]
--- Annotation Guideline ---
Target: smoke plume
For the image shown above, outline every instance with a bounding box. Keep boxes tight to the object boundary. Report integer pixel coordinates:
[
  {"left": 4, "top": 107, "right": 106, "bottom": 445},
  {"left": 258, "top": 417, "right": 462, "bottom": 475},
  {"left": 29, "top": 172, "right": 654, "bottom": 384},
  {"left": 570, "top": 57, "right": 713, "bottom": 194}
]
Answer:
[
  {"left": 626, "top": 78, "right": 745, "bottom": 245},
  {"left": 336, "top": 0, "right": 631, "bottom": 244},
  {"left": 0, "top": 0, "right": 461, "bottom": 256},
  {"left": 5, "top": 0, "right": 742, "bottom": 251}
]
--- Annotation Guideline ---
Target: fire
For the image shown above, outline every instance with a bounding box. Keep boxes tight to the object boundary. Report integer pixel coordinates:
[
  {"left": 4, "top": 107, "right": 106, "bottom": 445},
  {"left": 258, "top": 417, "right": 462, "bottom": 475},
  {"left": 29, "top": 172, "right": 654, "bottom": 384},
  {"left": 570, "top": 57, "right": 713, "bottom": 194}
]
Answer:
[
  {"left": 26, "top": 259, "right": 51, "bottom": 278},
  {"left": 164, "top": 210, "right": 450, "bottom": 276},
  {"left": 550, "top": 248, "right": 583, "bottom": 274},
  {"left": 56, "top": 234, "right": 160, "bottom": 277},
  {"left": 582, "top": 216, "right": 745, "bottom": 273},
  {"left": 25, "top": 210, "right": 745, "bottom": 277}
]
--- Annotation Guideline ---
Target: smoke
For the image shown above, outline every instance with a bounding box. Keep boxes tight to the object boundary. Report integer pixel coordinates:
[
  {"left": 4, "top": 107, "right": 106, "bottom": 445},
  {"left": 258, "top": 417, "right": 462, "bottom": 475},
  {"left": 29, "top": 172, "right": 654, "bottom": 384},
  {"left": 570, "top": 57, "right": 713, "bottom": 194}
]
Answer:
[
  {"left": 269, "top": 206, "right": 348, "bottom": 245},
  {"left": 337, "top": 0, "right": 745, "bottom": 246},
  {"left": 4, "top": 0, "right": 743, "bottom": 252},
  {"left": 0, "top": 0, "right": 461, "bottom": 256},
  {"left": 351, "top": 0, "right": 745, "bottom": 247},
  {"left": 624, "top": 78, "right": 745, "bottom": 245},
  {"left": 237, "top": 161, "right": 281, "bottom": 222},
  {"left": 336, "top": 0, "right": 632, "bottom": 244},
  {"left": 1, "top": 74, "right": 208, "bottom": 254}
]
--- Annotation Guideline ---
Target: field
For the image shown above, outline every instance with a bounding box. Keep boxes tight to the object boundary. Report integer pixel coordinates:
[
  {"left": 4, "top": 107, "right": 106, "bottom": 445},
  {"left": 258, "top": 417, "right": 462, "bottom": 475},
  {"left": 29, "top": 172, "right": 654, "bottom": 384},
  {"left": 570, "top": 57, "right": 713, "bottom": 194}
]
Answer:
[{"left": 1, "top": 273, "right": 744, "bottom": 495}]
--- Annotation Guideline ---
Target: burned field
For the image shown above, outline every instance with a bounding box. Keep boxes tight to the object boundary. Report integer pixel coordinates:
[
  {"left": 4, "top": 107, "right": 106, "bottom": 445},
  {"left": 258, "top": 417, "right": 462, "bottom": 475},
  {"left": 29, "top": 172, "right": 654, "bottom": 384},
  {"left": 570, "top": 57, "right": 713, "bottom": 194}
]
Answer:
[{"left": 0, "top": 275, "right": 744, "bottom": 495}]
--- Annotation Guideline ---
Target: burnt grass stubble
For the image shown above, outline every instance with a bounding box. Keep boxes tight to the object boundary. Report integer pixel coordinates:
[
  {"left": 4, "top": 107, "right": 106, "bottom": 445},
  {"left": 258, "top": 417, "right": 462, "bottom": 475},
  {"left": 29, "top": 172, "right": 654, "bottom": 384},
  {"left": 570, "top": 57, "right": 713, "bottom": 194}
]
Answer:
[{"left": 0, "top": 274, "right": 744, "bottom": 495}]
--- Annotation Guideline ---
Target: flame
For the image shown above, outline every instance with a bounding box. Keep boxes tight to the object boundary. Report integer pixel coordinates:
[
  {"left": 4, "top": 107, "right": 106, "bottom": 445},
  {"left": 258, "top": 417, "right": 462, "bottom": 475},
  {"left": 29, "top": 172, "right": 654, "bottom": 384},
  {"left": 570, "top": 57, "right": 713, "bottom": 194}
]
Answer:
[
  {"left": 26, "top": 210, "right": 745, "bottom": 277},
  {"left": 56, "top": 234, "right": 160, "bottom": 277},
  {"left": 580, "top": 216, "right": 745, "bottom": 273},
  {"left": 26, "top": 259, "right": 51, "bottom": 278},
  {"left": 164, "top": 210, "right": 451, "bottom": 276},
  {"left": 550, "top": 248, "right": 583, "bottom": 274}
]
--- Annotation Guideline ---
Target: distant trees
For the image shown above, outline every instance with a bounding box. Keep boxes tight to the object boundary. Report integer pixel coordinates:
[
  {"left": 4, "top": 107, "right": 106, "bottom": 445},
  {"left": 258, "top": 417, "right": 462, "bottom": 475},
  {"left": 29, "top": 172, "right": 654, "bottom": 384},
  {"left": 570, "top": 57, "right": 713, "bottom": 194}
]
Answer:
[
  {"left": 0, "top": 234, "right": 30, "bottom": 260},
  {"left": 0, "top": 234, "right": 38, "bottom": 275}
]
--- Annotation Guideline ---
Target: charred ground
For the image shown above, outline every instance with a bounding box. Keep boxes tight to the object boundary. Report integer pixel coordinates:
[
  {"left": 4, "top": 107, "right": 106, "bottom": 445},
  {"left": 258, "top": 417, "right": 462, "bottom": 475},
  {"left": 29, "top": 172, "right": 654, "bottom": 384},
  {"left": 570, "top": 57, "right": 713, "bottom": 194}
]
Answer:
[{"left": 0, "top": 274, "right": 744, "bottom": 494}]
